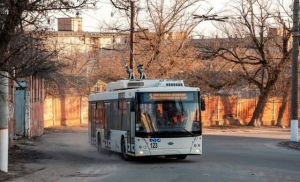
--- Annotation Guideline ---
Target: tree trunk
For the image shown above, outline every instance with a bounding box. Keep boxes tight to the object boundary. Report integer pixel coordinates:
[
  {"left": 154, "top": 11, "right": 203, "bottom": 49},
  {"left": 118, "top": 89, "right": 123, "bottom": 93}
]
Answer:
[
  {"left": 248, "top": 90, "right": 270, "bottom": 126},
  {"left": 276, "top": 105, "right": 284, "bottom": 127},
  {"left": 276, "top": 80, "right": 291, "bottom": 127}
]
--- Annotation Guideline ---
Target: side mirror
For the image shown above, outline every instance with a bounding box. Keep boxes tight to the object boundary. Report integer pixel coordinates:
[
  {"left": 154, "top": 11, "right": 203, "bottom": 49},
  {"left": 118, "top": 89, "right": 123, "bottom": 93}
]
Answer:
[{"left": 200, "top": 98, "right": 205, "bottom": 111}]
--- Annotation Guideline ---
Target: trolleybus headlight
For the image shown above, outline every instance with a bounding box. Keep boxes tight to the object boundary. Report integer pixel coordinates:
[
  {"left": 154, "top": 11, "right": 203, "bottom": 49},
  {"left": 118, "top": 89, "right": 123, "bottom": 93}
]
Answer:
[
  {"left": 139, "top": 145, "right": 142, "bottom": 149},
  {"left": 139, "top": 151, "right": 144, "bottom": 154},
  {"left": 194, "top": 144, "right": 197, "bottom": 147},
  {"left": 196, "top": 149, "right": 200, "bottom": 153},
  {"left": 198, "top": 144, "right": 201, "bottom": 147},
  {"left": 143, "top": 146, "right": 146, "bottom": 149}
]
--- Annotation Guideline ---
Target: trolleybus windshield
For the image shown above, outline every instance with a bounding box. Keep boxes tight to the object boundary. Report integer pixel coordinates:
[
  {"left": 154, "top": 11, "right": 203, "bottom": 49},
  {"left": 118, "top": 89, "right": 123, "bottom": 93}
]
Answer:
[{"left": 136, "top": 92, "right": 201, "bottom": 137}]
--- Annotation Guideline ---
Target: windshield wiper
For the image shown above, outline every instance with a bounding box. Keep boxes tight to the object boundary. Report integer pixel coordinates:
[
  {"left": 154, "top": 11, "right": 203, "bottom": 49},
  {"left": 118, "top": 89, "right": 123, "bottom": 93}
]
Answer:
[
  {"left": 148, "top": 129, "right": 194, "bottom": 137},
  {"left": 148, "top": 132, "right": 156, "bottom": 136},
  {"left": 179, "top": 128, "right": 195, "bottom": 137}
]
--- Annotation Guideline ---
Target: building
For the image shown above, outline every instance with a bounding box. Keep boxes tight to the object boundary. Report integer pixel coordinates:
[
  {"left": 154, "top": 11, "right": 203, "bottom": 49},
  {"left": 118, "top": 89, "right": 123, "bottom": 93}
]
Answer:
[
  {"left": 44, "top": 17, "right": 119, "bottom": 127},
  {"left": 5, "top": 75, "right": 44, "bottom": 146}
]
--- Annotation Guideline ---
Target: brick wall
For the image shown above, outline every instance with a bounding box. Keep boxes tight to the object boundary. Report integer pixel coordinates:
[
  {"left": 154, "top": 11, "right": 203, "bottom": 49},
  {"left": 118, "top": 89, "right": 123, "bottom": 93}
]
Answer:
[
  {"left": 202, "top": 95, "right": 292, "bottom": 126},
  {"left": 44, "top": 95, "right": 88, "bottom": 127},
  {"left": 45, "top": 94, "right": 295, "bottom": 127}
]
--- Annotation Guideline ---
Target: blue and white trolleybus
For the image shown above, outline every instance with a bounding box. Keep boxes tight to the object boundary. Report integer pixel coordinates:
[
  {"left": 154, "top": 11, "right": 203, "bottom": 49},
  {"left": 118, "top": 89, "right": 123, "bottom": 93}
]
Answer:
[{"left": 88, "top": 78, "right": 205, "bottom": 161}]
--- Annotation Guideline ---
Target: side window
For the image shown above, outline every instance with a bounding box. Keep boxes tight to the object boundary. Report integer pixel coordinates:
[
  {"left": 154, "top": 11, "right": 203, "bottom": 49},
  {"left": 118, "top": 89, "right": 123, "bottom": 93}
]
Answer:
[
  {"left": 90, "top": 103, "right": 96, "bottom": 124},
  {"left": 97, "top": 102, "right": 104, "bottom": 128},
  {"left": 111, "top": 101, "right": 118, "bottom": 130},
  {"left": 95, "top": 102, "right": 99, "bottom": 124},
  {"left": 88, "top": 103, "right": 93, "bottom": 123},
  {"left": 89, "top": 103, "right": 96, "bottom": 139},
  {"left": 121, "top": 100, "right": 131, "bottom": 131},
  {"left": 119, "top": 100, "right": 127, "bottom": 130}
]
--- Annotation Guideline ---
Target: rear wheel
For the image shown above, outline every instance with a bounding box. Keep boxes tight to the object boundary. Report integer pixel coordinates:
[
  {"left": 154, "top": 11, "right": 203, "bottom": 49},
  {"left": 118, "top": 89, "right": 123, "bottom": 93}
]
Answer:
[
  {"left": 176, "top": 155, "right": 187, "bottom": 160},
  {"left": 97, "top": 134, "right": 103, "bottom": 153},
  {"left": 121, "top": 138, "right": 131, "bottom": 161}
]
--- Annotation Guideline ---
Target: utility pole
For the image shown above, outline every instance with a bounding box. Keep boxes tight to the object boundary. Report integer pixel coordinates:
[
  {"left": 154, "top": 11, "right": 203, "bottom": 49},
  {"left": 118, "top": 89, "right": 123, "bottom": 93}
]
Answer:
[
  {"left": 0, "top": 72, "right": 8, "bottom": 172},
  {"left": 291, "top": 0, "right": 299, "bottom": 142},
  {"left": 130, "top": 1, "right": 135, "bottom": 70}
]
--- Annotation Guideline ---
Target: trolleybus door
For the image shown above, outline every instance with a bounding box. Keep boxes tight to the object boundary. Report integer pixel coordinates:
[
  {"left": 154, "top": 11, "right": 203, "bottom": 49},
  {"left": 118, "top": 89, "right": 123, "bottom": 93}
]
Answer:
[
  {"left": 126, "top": 101, "right": 132, "bottom": 152},
  {"left": 104, "top": 102, "right": 111, "bottom": 148}
]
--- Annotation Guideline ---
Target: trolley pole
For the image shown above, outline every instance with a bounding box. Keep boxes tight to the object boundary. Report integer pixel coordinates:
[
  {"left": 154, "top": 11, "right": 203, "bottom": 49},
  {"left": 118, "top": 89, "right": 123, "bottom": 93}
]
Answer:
[
  {"left": 291, "top": 0, "right": 299, "bottom": 142},
  {"left": 0, "top": 72, "right": 9, "bottom": 172},
  {"left": 130, "top": 1, "right": 135, "bottom": 70}
]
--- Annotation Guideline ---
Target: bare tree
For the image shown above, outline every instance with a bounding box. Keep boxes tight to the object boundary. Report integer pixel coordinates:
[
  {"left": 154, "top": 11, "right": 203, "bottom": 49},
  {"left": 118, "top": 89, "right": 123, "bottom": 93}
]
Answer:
[
  {"left": 2, "top": 31, "right": 67, "bottom": 85},
  {"left": 192, "top": 0, "right": 292, "bottom": 126},
  {"left": 47, "top": 35, "right": 129, "bottom": 96},
  {"left": 3, "top": 32, "right": 74, "bottom": 112},
  {"left": 0, "top": 0, "right": 98, "bottom": 72},
  {"left": 109, "top": 0, "right": 211, "bottom": 78}
]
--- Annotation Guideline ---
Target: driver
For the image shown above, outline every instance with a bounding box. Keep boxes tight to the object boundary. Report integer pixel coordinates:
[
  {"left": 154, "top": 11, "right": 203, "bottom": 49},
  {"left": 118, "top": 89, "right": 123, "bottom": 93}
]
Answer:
[
  {"left": 156, "top": 108, "right": 166, "bottom": 126},
  {"left": 173, "top": 111, "right": 184, "bottom": 124}
]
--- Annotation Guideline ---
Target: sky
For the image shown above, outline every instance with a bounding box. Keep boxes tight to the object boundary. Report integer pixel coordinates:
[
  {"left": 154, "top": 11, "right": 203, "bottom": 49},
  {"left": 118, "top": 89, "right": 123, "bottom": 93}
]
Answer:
[
  {"left": 52, "top": 0, "right": 293, "bottom": 36},
  {"left": 53, "top": 0, "right": 230, "bottom": 32}
]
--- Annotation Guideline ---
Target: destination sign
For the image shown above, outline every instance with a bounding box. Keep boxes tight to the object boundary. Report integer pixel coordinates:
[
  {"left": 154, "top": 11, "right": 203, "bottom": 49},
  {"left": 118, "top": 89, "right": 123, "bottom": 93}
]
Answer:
[
  {"left": 138, "top": 92, "right": 195, "bottom": 102},
  {"left": 149, "top": 93, "right": 187, "bottom": 100}
]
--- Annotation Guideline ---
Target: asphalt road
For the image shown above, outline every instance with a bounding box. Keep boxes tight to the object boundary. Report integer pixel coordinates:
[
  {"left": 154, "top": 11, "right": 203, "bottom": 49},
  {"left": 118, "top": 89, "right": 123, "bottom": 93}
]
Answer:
[{"left": 7, "top": 127, "right": 300, "bottom": 182}]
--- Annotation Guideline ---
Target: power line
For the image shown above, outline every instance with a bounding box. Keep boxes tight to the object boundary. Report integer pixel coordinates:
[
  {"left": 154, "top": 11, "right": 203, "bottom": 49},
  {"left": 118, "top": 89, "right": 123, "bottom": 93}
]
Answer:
[{"left": 79, "top": 11, "right": 103, "bottom": 22}]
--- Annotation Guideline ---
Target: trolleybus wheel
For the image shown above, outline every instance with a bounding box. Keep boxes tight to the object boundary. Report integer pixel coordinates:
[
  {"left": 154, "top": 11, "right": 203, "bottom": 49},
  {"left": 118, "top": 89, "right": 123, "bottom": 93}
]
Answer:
[
  {"left": 121, "top": 138, "right": 131, "bottom": 161},
  {"left": 176, "top": 155, "right": 187, "bottom": 160},
  {"left": 97, "top": 134, "right": 103, "bottom": 153}
]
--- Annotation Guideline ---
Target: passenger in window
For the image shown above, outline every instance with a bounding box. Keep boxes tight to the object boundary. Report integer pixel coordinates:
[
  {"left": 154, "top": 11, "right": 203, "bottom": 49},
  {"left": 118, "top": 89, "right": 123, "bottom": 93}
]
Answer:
[{"left": 173, "top": 111, "right": 184, "bottom": 125}]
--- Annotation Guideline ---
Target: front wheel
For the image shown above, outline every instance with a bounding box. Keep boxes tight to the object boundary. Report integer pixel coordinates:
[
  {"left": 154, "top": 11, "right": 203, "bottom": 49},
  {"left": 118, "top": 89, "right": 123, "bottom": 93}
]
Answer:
[{"left": 121, "top": 138, "right": 132, "bottom": 161}]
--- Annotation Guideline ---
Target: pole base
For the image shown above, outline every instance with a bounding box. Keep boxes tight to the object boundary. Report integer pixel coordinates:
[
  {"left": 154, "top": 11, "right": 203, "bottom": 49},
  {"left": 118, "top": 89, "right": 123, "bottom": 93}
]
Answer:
[
  {"left": 0, "top": 128, "right": 8, "bottom": 172},
  {"left": 291, "top": 120, "right": 299, "bottom": 142}
]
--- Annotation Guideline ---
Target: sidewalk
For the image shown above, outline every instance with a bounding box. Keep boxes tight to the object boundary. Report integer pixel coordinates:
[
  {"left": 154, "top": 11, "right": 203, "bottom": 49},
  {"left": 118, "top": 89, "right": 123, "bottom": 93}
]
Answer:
[
  {"left": 203, "top": 125, "right": 300, "bottom": 151},
  {"left": 203, "top": 125, "right": 290, "bottom": 132}
]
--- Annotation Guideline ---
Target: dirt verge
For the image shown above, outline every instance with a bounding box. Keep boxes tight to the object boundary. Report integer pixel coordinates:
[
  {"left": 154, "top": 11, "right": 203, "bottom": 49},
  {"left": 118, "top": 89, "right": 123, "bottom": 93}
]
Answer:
[
  {"left": 0, "top": 141, "right": 50, "bottom": 182},
  {"left": 277, "top": 141, "right": 300, "bottom": 151}
]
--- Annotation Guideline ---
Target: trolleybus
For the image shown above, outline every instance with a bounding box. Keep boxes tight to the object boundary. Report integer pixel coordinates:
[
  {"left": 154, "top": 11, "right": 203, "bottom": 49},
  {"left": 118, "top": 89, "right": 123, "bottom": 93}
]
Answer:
[{"left": 88, "top": 78, "right": 205, "bottom": 160}]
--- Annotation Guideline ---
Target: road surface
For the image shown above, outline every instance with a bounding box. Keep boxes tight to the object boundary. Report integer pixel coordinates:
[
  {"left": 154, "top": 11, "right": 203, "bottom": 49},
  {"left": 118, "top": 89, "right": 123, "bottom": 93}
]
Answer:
[{"left": 3, "top": 126, "right": 300, "bottom": 182}]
